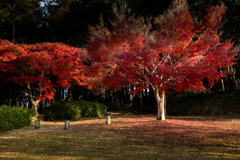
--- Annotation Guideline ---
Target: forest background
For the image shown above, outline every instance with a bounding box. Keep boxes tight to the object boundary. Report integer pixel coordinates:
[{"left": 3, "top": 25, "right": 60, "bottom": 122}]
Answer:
[{"left": 0, "top": 0, "right": 240, "bottom": 116}]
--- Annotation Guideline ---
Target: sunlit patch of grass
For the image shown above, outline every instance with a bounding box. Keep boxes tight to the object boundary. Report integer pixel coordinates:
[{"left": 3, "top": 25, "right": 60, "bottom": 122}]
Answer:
[{"left": 0, "top": 115, "right": 240, "bottom": 159}]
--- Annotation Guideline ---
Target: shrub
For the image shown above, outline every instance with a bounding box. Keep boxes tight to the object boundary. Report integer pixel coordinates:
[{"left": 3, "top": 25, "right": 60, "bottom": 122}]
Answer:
[
  {"left": 0, "top": 105, "right": 35, "bottom": 133},
  {"left": 167, "top": 91, "right": 240, "bottom": 116},
  {"left": 44, "top": 100, "right": 107, "bottom": 121}
]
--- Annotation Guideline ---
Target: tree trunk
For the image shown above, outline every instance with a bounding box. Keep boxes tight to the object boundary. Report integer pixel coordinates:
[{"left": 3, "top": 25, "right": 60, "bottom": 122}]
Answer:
[
  {"left": 10, "top": 90, "right": 13, "bottom": 107},
  {"left": 28, "top": 92, "right": 40, "bottom": 116},
  {"left": 16, "top": 89, "right": 21, "bottom": 107},
  {"left": 31, "top": 100, "right": 40, "bottom": 116},
  {"left": 16, "top": 101, "right": 20, "bottom": 107},
  {"left": 27, "top": 89, "right": 40, "bottom": 115},
  {"left": 42, "top": 100, "right": 45, "bottom": 113},
  {"left": 111, "top": 91, "right": 114, "bottom": 103},
  {"left": 119, "top": 90, "right": 122, "bottom": 106},
  {"left": 126, "top": 85, "right": 130, "bottom": 101},
  {"left": 153, "top": 87, "right": 165, "bottom": 121},
  {"left": 13, "top": 23, "right": 15, "bottom": 44},
  {"left": 61, "top": 89, "right": 65, "bottom": 100},
  {"left": 140, "top": 90, "right": 143, "bottom": 109},
  {"left": 67, "top": 87, "right": 72, "bottom": 101},
  {"left": 220, "top": 78, "right": 225, "bottom": 91},
  {"left": 45, "top": 99, "right": 48, "bottom": 107},
  {"left": 38, "top": 101, "right": 42, "bottom": 113},
  {"left": 95, "top": 96, "right": 97, "bottom": 102},
  {"left": 164, "top": 93, "right": 167, "bottom": 116},
  {"left": 220, "top": 70, "right": 225, "bottom": 92},
  {"left": 26, "top": 83, "right": 41, "bottom": 116},
  {"left": 228, "top": 66, "right": 239, "bottom": 89},
  {"left": 145, "top": 84, "right": 148, "bottom": 106}
]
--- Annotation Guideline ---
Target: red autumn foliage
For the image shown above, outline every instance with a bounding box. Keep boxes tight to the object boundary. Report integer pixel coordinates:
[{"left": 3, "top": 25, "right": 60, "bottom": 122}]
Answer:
[
  {"left": 87, "top": 1, "right": 238, "bottom": 120},
  {"left": 0, "top": 40, "right": 88, "bottom": 114}
]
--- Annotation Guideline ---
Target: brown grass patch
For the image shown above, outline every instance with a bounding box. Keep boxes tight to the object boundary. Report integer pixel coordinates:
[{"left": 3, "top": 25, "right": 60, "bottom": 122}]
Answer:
[{"left": 0, "top": 115, "right": 240, "bottom": 159}]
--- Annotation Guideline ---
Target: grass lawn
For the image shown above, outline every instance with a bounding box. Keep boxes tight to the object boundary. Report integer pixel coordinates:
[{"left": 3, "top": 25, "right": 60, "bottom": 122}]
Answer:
[{"left": 0, "top": 114, "right": 240, "bottom": 159}]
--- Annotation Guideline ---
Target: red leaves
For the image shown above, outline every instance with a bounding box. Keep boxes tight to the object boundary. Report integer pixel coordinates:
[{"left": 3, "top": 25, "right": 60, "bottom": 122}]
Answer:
[
  {"left": 0, "top": 40, "right": 88, "bottom": 101},
  {"left": 37, "top": 93, "right": 54, "bottom": 101},
  {"left": 87, "top": 1, "right": 238, "bottom": 97},
  {"left": 204, "top": 4, "right": 226, "bottom": 30}
]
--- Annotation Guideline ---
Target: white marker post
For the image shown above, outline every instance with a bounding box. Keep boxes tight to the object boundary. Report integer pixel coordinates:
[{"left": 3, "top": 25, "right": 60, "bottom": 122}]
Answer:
[
  {"left": 106, "top": 116, "right": 111, "bottom": 125},
  {"left": 65, "top": 121, "right": 70, "bottom": 130},
  {"left": 35, "top": 120, "right": 40, "bottom": 129}
]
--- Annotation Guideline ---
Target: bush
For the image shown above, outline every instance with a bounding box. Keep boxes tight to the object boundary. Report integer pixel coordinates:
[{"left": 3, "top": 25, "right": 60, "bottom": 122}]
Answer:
[
  {"left": 44, "top": 100, "right": 107, "bottom": 121},
  {"left": 167, "top": 91, "right": 240, "bottom": 116},
  {"left": 0, "top": 105, "right": 35, "bottom": 133}
]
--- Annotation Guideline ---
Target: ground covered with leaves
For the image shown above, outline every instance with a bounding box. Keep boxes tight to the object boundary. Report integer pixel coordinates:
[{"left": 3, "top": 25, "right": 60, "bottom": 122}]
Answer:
[{"left": 0, "top": 114, "right": 240, "bottom": 159}]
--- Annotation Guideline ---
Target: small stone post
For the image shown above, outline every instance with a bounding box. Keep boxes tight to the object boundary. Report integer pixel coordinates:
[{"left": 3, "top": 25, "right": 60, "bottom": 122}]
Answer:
[
  {"left": 65, "top": 121, "right": 70, "bottom": 130},
  {"left": 35, "top": 120, "right": 40, "bottom": 129},
  {"left": 106, "top": 116, "right": 111, "bottom": 125}
]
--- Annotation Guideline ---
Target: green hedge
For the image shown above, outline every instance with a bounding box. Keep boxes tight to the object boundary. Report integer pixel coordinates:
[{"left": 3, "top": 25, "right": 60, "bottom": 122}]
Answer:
[
  {"left": 44, "top": 100, "right": 107, "bottom": 121},
  {"left": 0, "top": 105, "right": 35, "bottom": 133}
]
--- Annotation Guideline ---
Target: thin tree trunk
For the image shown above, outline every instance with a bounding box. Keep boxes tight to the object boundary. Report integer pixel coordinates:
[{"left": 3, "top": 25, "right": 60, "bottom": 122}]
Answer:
[
  {"left": 67, "top": 87, "right": 72, "bottom": 101},
  {"left": 16, "top": 101, "right": 20, "bottom": 107},
  {"left": 28, "top": 97, "right": 32, "bottom": 109},
  {"left": 45, "top": 99, "right": 48, "bottom": 107},
  {"left": 220, "top": 78, "right": 225, "bottom": 91},
  {"left": 164, "top": 93, "right": 167, "bottom": 116},
  {"left": 121, "top": 88, "right": 125, "bottom": 105},
  {"left": 119, "top": 90, "right": 122, "bottom": 106},
  {"left": 228, "top": 66, "right": 239, "bottom": 89},
  {"left": 16, "top": 89, "right": 20, "bottom": 107},
  {"left": 62, "top": 89, "right": 64, "bottom": 100},
  {"left": 145, "top": 84, "right": 148, "bottom": 105},
  {"left": 130, "top": 85, "right": 134, "bottom": 105},
  {"left": 10, "top": 90, "right": 12, "bottom": 107},
  {"left": 220, "top": 70, "right": 225, "bottom": 92},
  {"left": 126, "top": 85, "right": 130, "bottom": 101},
  {"left": 12, "top": 89, "right": 14, "bottom": 107},
  {"left": 39, "top": 101, "right": 42, "bottom": 113},
  {"left": 232, "top": 67, "right": 239, "bottom": 89},
  {"left": 42, "top": 100, "right": 45, "bottom": 112},
  {"left": 13, "top": 23, "right": 15, "bottom": 44},
  {"left": 140, "top": 90, "right": 143, "bottom": 108},
  {"left": 95, "top": 96, "right": 97, "bottom": 102},
  {"left": 111, "top": 91, "right": 114, "bottom": 103}
]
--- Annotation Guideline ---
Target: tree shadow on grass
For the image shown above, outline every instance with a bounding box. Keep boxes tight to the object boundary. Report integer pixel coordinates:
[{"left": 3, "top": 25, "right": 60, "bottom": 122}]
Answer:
[
  {"left": 0, "top": 116, "right": 240, "bottom": 159},
  {"left": 167, "top": 116, "right": 240, "bottom": 122}
]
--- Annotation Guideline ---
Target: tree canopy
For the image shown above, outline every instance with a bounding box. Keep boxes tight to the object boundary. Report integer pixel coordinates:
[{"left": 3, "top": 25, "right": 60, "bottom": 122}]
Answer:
[
  {"left": 0, "top": 40, "right": 88, "bottom": 114},
  {"left": 87, "top": 0, "right": 238, "bottom": 120}
]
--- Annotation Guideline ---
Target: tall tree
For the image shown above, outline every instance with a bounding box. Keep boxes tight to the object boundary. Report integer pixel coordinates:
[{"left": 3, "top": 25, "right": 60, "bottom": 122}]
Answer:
[
  {"left": 87, "top": 0, "right": 238, "bottom": 120},
  {"left": 43, "top": 0, "right": 115, "bottom": 47},
  {"left": 0, "top": 39, "right": 89, "bottom": 115},
  {"left": 123, "top": 0, "right": 196, "bottom": 18},
  {"left": 0, "top": 0, "right": 42, "bottom": 43}
]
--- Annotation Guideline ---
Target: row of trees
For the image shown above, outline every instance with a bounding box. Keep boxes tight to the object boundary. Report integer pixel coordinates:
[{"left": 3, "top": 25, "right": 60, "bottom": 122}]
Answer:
[
  {"left": 0, "top": 0, "right": 239, "bottom": 120},
  {"left": 2, "top": 0, "right": 240, "bottom": 46},
  {"left": 0, "top": 0, "right": 116, "bottom": 45},
  {"left": 1, "top": 0, "right": 240, "bottom": 90}
]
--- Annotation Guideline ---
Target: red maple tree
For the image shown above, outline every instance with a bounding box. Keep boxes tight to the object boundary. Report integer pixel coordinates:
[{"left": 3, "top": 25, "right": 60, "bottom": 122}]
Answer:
[
  {"left": 87, "top": 0, "right": 238, "bottom": 120},
  {"left": 0, "top": 40, "right": 88, "bottom": 115}
]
